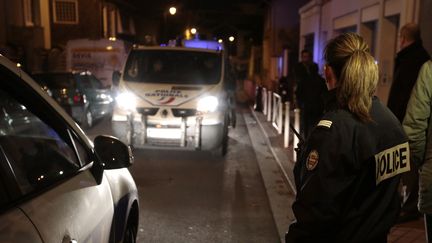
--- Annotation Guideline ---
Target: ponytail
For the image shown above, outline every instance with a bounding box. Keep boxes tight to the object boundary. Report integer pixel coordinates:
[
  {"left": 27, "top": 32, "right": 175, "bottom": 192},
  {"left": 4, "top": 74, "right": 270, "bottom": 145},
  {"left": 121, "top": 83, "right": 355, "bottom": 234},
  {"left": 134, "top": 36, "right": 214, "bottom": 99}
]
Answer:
[{"left": 324, "top": 33, "right": 378, "bottom": 122}]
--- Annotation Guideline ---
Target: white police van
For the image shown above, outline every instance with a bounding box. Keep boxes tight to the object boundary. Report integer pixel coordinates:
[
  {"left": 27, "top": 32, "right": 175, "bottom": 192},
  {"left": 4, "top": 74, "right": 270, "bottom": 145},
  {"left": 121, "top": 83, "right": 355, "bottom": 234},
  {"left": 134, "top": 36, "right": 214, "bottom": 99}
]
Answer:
[{"left": 111, "top": 39, "right": 235, "bottom": 155}]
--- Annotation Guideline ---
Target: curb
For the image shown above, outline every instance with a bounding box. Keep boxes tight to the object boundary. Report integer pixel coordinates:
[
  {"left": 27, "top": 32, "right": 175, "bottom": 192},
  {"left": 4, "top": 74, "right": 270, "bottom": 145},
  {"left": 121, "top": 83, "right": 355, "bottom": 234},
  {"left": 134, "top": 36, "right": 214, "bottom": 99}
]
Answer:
[
  {"left": 243, "top": 107, "right": 296, "bottom": 243},
  {"left": 249, "top": 106, "right": 297, "bottom": 194}
]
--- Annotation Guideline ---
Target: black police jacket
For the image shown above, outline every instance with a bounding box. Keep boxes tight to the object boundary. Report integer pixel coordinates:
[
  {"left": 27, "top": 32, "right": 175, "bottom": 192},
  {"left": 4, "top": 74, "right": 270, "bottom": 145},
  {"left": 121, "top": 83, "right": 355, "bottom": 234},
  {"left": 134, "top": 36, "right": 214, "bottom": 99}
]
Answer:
[
  {"left": 286, "top": 90, "right": 409, "bottom": 243},
  {"left": 387, "top": 41, "right": 430, "bottom": 122}
]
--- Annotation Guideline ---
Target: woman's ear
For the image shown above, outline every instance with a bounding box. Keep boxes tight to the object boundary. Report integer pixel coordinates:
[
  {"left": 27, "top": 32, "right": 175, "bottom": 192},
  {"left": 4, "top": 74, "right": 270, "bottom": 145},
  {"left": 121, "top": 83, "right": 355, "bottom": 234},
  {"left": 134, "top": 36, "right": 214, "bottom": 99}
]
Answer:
[{"left": 324, "top": 65, "right": 337, "bottom": 90}]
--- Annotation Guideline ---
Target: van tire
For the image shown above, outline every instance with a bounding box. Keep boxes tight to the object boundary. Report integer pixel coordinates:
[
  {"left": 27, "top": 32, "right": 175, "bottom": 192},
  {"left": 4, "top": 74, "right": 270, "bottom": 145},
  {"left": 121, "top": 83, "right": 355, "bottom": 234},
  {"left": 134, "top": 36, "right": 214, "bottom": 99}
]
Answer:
[{"left": 212, "top": 119, "right": 229, "bottom": 157}]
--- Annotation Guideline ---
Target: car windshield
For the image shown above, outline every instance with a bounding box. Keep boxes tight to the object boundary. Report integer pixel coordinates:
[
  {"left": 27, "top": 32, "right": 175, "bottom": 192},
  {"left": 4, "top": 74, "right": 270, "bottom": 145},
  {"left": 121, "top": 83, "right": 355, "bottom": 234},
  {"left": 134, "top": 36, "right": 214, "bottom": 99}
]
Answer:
[
  {"left": 33, "top": 73, "right": 76, "bottom": 89},
  {"left": 75, "top": 74, "right": 102, "bottom": 89},
  {"left": 123, "top": 49, "right": 222, "bottom": 85}
]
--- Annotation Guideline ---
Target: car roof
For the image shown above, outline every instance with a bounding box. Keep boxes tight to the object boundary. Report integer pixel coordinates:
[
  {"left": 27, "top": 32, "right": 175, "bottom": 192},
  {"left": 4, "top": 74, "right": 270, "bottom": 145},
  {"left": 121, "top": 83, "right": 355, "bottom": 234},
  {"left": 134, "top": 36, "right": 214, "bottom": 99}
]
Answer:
[{"left": 0, "top": 54, "right": 21, "bottom": 77}]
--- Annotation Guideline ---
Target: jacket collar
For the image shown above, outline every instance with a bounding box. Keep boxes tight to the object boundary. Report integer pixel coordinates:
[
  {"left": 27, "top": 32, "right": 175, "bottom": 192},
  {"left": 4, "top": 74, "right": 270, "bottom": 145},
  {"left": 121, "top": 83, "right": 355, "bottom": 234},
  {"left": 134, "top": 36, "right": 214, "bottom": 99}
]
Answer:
[
  {"left": 322, "top": 88, "right": 338, "bottom": 111},
  {"left": 397, "top": 41, "right": 424, "bottom": 58}
]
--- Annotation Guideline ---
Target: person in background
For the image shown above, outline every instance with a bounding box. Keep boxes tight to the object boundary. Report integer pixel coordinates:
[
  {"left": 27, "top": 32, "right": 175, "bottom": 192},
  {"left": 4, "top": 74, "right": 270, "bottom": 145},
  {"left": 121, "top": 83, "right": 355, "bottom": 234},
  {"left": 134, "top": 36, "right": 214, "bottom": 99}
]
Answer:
[
  {"left": 402, "top": 60, "right": 432, "bottom": 240},
  {"left": 286, "top": 33, "right": 409, "bottom": 242},
  {"left": 387, "top": 23, "right": 430, "bottom": 222},
  {"left": 294, "top": 49, "right": 327, "bottom": 138}
]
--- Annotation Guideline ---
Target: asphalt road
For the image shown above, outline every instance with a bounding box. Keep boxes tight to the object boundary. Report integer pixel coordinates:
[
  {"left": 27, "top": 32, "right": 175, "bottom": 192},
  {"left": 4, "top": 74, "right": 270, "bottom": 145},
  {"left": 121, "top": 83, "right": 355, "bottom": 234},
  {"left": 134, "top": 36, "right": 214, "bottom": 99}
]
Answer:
[{"left": 85, "top": 108, "right": 279, "bottom": 242}]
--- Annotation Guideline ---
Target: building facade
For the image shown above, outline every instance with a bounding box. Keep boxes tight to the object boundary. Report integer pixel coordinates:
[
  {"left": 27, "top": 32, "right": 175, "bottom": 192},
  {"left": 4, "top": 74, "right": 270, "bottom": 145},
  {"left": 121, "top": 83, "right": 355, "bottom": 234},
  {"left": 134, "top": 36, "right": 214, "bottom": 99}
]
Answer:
[
  {"left": 299, "top": 0, "right": 432, "bottom": 103},
  {"left": 253, "top": 0, "right": 311, "bottom": 94},
  {"left": 0, "top": 0, "right": 136, "bottom": 72}
]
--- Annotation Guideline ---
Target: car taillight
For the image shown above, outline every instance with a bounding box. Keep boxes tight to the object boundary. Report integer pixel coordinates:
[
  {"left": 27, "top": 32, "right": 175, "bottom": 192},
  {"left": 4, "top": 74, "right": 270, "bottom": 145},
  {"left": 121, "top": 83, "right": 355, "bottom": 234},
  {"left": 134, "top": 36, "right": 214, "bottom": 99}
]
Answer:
[{"left": 73, "top": 94, "right": 87, "bottom": 104}]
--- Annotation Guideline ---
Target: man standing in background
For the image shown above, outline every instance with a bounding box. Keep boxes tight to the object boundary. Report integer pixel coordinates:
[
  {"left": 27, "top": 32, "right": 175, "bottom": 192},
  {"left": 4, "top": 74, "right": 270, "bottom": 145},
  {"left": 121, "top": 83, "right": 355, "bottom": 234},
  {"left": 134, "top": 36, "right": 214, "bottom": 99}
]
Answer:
[
  {"left": 294, "top": 50, "right": 327, "bottom": 138},
  {"left": 387, "top": 23, "right": 430, "bottom": 222}
]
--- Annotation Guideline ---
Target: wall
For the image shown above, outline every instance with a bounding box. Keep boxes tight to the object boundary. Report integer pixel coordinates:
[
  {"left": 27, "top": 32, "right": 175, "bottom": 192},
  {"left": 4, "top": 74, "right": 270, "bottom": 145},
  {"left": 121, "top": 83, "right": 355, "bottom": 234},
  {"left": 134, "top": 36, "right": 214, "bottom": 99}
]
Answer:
[
  {"left": 299, "top": 0, "right": 423, "bottom": 103},
  {"left": 420, "top": 0, "right": 432, "bottom": 55},
  {"left": 0, "top": 0, "right": 6, "bottom": 45},
  {"left": 261, "top": 0, "right": 308, "bottom": 88},
  {"left": 50, "top": 0, "right": 102, "bottom": 47}
]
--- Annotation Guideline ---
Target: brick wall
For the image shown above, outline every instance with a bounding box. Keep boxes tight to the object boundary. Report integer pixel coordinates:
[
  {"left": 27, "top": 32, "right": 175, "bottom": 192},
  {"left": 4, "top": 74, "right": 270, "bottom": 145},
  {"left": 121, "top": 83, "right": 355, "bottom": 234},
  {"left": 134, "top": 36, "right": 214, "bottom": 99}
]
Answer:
[{"left": 50, "top": 0, "right": 102, "bottom": 46}]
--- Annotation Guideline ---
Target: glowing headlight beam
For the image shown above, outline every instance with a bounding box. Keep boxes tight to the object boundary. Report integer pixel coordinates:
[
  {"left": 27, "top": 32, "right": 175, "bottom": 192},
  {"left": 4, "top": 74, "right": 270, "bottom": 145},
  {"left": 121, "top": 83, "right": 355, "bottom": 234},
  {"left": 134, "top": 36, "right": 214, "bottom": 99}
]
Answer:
[
  {"left": 116, "top": 92, "right": 137, "bottom": 111},
  {"left": 197, "top": 96, "right": 219, "bottom": 113}
]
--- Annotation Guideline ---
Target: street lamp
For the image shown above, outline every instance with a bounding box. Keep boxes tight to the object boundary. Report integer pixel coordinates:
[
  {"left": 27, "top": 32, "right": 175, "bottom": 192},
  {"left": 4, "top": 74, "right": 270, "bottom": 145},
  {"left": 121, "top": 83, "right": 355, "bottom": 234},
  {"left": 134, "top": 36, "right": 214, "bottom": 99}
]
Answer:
[
  {"left": 190, "top": 28, "right": 197, "bottom": 35},
  {"left": 229, "top": 36, "right": 235, "bottom": 42},
  {"left": 169, "top": 7, "right": 177, "bottom": 15},
  {"left": 163, "top": 6, "right": 177, "bottom": 43},
  {"left": 218, "top": 39, "right": 223, "bottom": 43}
]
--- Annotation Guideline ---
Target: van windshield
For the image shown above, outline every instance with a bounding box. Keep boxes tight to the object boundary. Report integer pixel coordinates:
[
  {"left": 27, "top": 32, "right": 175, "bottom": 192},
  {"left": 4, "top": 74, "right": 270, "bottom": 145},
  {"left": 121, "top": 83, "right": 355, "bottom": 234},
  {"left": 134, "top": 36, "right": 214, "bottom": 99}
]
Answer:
[{"left": 123, "top": 50, "right": 222, "bottom": 85}]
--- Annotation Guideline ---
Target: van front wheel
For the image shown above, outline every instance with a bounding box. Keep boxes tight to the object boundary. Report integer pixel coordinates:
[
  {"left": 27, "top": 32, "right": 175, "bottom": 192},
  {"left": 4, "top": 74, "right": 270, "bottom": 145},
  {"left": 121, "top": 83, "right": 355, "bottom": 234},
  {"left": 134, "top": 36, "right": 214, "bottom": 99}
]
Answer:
[{"left": 211, "top": 120, "right": 229, "bottom": 157}]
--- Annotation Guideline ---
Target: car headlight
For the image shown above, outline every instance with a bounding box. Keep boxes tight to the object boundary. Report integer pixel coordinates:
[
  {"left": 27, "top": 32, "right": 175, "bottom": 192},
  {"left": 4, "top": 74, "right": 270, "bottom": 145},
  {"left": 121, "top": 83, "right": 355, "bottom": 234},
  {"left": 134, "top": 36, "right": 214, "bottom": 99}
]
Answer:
[
  {"left": 116, "top": 92, "right": 137, "bottom": 111},
  {"left": 197, "top": 96, "right": 219, "bottom": 113}
]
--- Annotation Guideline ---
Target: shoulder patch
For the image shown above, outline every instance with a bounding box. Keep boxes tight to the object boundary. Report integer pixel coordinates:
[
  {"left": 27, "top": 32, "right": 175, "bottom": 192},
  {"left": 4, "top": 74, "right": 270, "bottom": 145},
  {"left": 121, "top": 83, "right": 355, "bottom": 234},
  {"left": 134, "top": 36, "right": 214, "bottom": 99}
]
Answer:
[
  {"left": 306, "top": 150, "right": 319, "bottom": 171},
  {"left": 375, "top": 142, "right": 410, "bottom": 185},
  {"left": 317, "top": 120, "right": 332, "bottom": 128}
]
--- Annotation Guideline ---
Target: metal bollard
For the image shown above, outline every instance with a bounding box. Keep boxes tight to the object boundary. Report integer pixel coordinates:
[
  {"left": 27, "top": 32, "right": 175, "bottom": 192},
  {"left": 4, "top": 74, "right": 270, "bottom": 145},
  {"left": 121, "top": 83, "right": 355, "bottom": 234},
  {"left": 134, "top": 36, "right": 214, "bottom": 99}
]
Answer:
[
  {"left": 284, "top": 102, "right": 290, "bottom": 148},
  {"left": 254, "top": 86, "right": 263, "bottom": 112},
  {"left": 277, "top": 97, "right": 283, "bottom": 134},
  {"left": 267, "top": 90, "right": 272, "bottom": 122},
  {"left": 263, "top": 88, "right": 267, "bottom": 115},
  {"left": 293, "top": 108, "right": 301, "bottom": 162},
  {"left": 272, "top": 94, "right": 277, "bottom": 125}
]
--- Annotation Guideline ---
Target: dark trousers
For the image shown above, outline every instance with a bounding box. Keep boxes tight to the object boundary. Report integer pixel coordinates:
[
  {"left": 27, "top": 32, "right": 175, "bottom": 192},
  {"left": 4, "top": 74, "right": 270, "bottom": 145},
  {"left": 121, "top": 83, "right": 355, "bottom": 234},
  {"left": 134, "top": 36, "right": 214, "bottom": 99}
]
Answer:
[
  {"left": 426, "top": 214, "right": 432, "bottom": 242},
  {"left": 401, "top": 163, "right": 419, "bottom": 214}
]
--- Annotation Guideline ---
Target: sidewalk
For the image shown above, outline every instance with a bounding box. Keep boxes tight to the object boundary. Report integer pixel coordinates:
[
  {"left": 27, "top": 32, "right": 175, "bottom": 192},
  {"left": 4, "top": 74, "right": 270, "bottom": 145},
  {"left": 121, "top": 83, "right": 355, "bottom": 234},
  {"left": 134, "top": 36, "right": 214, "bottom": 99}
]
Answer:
[{"left": 247, "top": 106, "right": 427, "bottom": 243}]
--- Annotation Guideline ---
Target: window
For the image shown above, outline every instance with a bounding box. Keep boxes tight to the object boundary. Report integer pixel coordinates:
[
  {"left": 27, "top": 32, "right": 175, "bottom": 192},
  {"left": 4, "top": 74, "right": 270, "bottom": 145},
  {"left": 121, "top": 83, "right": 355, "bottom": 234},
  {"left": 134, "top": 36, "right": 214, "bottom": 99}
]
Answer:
[
  {"left": 303, "top": 33, "right": 315, "bottom": 56},
  {"left": 23, "top": 0, "right": 34, "bottom": 26},
  {"left": 0, "top": 89, "right": 80, "bottom": 195},
  {"left": 53, "top": 0, "right": 78, "bottom": 24}
]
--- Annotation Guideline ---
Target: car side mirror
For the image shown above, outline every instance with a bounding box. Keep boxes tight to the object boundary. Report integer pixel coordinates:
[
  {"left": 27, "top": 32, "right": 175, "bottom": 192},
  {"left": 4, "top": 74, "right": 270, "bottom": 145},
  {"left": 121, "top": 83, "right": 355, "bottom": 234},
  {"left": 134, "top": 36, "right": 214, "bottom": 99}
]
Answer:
[
  {"left": 112, "top": 71, "right": 121, "bottom": 86},
  {"left": 94, "top": 135, "right": 133, "bottom": 169}
]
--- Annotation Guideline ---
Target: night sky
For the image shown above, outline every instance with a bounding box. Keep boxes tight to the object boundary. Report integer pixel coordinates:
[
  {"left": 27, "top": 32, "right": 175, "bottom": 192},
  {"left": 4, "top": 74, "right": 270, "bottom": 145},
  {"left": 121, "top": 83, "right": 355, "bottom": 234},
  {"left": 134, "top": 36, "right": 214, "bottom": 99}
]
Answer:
[{"left": 111, "top": 0, "right": 265, "bottom": 43}]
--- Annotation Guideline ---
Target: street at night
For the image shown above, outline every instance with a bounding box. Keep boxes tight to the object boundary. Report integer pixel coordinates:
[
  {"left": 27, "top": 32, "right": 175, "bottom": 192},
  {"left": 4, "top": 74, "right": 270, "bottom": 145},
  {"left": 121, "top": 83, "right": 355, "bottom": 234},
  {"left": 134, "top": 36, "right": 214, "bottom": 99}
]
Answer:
[
  {"left": 85, "top": 108, "right": 283, "bottom": 242},
  {"left": 1, "top": 0, "right": 432, "bottom": 242}
]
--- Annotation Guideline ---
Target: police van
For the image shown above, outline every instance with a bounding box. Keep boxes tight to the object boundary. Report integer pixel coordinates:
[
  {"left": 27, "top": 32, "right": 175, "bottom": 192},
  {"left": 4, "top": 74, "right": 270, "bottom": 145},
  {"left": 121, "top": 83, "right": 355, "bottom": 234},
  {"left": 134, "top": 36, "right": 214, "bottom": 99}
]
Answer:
[{"left": 111, "top": 39, "right": 235, "bottom": 156}]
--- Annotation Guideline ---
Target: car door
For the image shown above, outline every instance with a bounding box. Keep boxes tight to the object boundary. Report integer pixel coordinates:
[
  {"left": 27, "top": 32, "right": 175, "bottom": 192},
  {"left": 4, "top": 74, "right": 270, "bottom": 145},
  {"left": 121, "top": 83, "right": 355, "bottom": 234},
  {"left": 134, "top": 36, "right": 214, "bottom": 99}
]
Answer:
[
  {"left": 0, "top": 176, "right": 42, "bottom": 243},
  {"left": 0, "top": 65, "right": 114, "bottom": 243}
]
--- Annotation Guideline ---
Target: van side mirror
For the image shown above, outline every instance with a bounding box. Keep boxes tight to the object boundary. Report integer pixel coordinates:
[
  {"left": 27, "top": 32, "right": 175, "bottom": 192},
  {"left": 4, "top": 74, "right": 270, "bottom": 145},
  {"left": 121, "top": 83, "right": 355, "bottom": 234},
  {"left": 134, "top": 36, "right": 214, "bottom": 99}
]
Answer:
[
  {"left": 94, "top": 135, "right": 133, "bottom": 169},
  {"left": 112, "top": 71, "right": 121, "bottom": 86}
]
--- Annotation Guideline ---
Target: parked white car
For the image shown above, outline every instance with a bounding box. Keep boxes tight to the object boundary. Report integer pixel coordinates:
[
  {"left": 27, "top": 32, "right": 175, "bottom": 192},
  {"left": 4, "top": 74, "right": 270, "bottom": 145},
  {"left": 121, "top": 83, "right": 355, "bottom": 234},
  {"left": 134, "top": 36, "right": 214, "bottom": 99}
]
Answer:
[{"left": 0, "top": 54, "right": 139, "bottom": 243}]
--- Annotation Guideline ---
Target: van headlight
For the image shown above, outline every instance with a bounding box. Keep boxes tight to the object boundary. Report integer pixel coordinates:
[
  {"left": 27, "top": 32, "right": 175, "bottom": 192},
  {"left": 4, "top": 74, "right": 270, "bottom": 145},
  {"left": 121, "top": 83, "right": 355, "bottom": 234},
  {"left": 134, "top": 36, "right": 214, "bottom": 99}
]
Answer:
[
  {"left": 197, "top": 96, "right": 219, "bottom": 113},
  {"left": 116, "top": 92, "right": 137, "bottom": 111}
]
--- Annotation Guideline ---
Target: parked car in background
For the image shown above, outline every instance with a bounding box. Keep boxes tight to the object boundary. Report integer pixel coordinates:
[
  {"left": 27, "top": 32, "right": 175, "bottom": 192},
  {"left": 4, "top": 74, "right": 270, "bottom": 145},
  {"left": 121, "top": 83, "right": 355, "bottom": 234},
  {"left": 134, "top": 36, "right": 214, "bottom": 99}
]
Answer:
[
  {"left": 32, "top": 71, "right": 114, "bottom": 128},
  {"left": 0, "top": 55, "right": 139, "bottom": 243}
]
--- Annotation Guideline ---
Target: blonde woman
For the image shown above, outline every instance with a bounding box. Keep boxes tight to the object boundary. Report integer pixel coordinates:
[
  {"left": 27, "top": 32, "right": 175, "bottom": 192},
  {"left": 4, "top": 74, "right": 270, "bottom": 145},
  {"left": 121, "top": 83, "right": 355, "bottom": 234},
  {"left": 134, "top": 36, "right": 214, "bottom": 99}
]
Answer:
[{"left": 285, "top": 33, "right": 409, "bottom": 242}]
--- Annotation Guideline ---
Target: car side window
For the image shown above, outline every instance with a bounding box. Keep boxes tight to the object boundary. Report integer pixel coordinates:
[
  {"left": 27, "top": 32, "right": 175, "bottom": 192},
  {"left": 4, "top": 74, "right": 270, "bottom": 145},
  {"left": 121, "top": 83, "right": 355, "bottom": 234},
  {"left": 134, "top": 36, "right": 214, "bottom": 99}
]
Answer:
[
  {"left": 0, "top": 89, "right": 80, "bottom": 195},
  {"left": 78, "top": 74, "right": 102, "bottom": 89},
  {"left": 89, "top": 75, "right": 103, "bottom": 89}
]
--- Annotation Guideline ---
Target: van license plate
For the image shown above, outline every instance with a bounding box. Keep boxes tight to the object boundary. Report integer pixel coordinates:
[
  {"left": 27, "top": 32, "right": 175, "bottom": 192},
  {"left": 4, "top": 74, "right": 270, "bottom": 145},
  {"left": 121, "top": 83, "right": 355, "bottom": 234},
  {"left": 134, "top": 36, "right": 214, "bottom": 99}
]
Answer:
[{"left": 147, "top": 128, "right": 182, "bottom": 139}]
